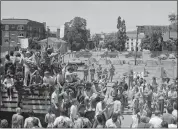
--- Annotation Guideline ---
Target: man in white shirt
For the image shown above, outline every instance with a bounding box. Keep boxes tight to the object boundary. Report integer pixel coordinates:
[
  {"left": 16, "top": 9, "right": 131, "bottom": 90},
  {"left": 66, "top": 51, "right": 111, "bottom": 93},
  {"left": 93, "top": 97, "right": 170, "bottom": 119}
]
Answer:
[
  {"left": 105, "top": 113, "right": 121, "bottom": 128},
  {"left": 51, "top": 88, "right": 59, "bottom": 116},
  {"left": 70, "top": 98, "right": 78, "bottom": 122},
  {"left": 149, "top": 110, "right": 162, "bottom": 128}
]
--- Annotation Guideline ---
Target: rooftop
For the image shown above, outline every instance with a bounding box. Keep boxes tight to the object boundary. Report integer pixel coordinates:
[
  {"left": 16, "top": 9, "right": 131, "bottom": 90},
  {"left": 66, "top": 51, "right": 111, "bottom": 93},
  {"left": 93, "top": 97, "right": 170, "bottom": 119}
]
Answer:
[
  {"left": 127, "top": 33, "right": 145, "bottom": 39},
  {"left": 1, "top": 18, "right": 44, "bottom": 25}
]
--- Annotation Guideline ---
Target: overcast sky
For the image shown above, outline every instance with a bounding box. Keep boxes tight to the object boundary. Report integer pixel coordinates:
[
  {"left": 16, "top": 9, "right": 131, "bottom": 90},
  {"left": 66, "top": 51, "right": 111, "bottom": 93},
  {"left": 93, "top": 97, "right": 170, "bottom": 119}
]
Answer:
[{"left": 1, "top": 1, "right": 177, "bottom": 34}]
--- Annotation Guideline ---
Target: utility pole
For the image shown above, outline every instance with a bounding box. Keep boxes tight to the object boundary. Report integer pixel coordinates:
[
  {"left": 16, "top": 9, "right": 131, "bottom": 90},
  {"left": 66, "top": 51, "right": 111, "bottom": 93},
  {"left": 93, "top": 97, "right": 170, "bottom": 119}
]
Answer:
[
  {"left": 8, "top": 31, "right": 10, "bottom": 54},
  {"left": 135, "top": 26, "right": 139, "bottom": 65},
  {"left": 47, "top": 26, "right": 49, "bottom": 48}
]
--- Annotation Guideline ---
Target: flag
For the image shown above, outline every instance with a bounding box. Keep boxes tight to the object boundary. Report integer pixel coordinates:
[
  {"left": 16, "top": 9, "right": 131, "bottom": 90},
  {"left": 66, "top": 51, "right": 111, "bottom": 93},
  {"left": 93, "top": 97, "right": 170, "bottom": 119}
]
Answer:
[{"left": 137, "top": 26, "right": 145, "bottom": 34}]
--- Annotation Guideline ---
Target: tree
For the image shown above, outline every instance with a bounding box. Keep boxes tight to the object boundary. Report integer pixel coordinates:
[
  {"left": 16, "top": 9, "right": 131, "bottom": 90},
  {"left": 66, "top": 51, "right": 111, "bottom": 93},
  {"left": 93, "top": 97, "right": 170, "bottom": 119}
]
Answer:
[
  {"left": 104, "top": 32, "right": 117, "bottom": 51},
  {"left": 168, "top": 13, "right": 178, "bottom": 32},
  {"left": 116, "top": 16, "right": 127, "bottom": 51},
  {"left": 140, "top": 31, "right": 163, "bottom": 51},
  {"left": 92, "top": 34, "right": 101, "bottom": 49},
  {"left": 64, "top": 17, "right": 88, "bottom": 51}
]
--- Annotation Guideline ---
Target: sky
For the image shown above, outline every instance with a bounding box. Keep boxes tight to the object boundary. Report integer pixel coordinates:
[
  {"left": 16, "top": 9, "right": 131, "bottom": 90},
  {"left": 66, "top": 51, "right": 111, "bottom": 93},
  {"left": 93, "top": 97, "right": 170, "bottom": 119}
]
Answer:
[{"left": 1, "top": 1, "right": 177, "bottom": 34}]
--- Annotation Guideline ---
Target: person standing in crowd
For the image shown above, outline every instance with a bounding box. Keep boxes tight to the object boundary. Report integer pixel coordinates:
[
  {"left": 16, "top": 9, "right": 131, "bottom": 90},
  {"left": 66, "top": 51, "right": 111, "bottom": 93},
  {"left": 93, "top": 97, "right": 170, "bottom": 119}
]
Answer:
[
  {"left": 162, "top": 106, "right": 175, "bottom": 125},
  {"left": 172, "top": 102, "right": 178, "bottom": 121},
  {"left": 97, "top": 64, "right": 102, "bottom": 80},
  {"left": 84, "top": 82, "right": 98, "bottom": 110},
  {"left": 56, "top": 68, "right": 64, "bottom": 90},
  {"left": 65, "top": 67, "right": 74, "bottom": 83},
  {"left": 10, "top": 51, "right": 15, "bottom": 64},
  {"left": 83, "top": 64, "right": 89, "bottom": 81},
  {"left": 146, "top": 84, "right": 153, "bottom": 110},
  {"left": 3, "top": 74, "right": 14, "bottom": 101},
  {"left": 30, "top": 70, "right": 43, "bottom": 96},
  {"left": 4, "top": 54, "right": 14, "bottom": 75},
  {"left": 70, "top": 98, "right": 78, "bottom": 122},
  {"left": 74, "top": 104, "right": 92, "bottom": 128},
  {"left": 149, "top": 110, "right": 162, "bottom": 128},
  {"left": 90, "top": 64, "right": 95, "bottom": 81},
  {"left": 113, "top": 95, "right": 124, "bottom": 121},
  {"left": 32, "top": 118, "right": 40, "bottom": 128},
  {"left": 11, "top": 107, "right": 24, "bottom": 128},
  {"left": 128, "top": 69, "right": 133, "bottom": 90},
  {"left": 14, "top": 71, "right": 24, "bottom": 107},
  {"left": 43, "top": 71, "right": 56, "bottom": 97},
  {"left": 105, "top": 113, "right": 121, "bottom": 128},
  {"left": 109, "top": 64, "right": 115, "bottom": 82},
  {"left": 168, "top": 86, "right": 177, "bottom": 107},
  {"left": 137, "top": 116, "right": 153, "bottom": 128},
  {"left": 53, "top": 103, "right": 73, "bottom": 128},
  {"left": 23, "top": 51, "right": 34, "bottom": 87},
  {"left": 24, "top": 110, "right": 42, "bottom": 128},
  {"left": 45, "top": 108, "right": 56, "bottom": 128},
  {"left": 51, "top": 87, "right": 60, "bottom": 117},
  {"left": 131, "top": 108, "right": 140, "bottom": 128},
  {"left": 158, "top": 86, "right": 165, "bottom": 114},
  {"left": 151, "top": 77, "right": 158, "bottom": 91}
]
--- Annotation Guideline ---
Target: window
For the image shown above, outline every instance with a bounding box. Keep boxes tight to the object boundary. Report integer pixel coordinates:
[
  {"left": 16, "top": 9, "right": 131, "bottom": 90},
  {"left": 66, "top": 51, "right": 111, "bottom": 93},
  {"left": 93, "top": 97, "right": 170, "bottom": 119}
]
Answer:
[
  {"left": 30, "top": 27, "right": 32, "bottom": 31},
  {"left": 17, "top": 25, "right": 24, "bottom": 30},
  {"left": 39, "top": 28, "right": 41, "bottom": 33},
  {"left": 4, "top": 32, "right": 9, "bottom": 37},
  {"left": 127, "top": 38, "right": 129, "bottom": 41},
  {"left": 5, "top": 25, "right": 9, "bottom": 30},
  {"left": 4, "top": 39, "right": 9, "bottom": 43},
  {"left": 19, "top": 33, "right": 24, "bottom": 36},
  {"left": 131, "top": 39, "right": 133, "bottom": 41}
]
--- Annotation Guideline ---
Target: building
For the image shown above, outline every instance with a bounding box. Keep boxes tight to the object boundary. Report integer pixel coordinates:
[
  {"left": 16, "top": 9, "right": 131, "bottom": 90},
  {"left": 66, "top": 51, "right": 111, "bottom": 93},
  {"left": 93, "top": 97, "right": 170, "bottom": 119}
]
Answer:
[
  {"left": 125, "top": 32, "right": 144, "bottom": 51},
  {"left": 1, "top": 19, "right": 46, "bottom": 50}
]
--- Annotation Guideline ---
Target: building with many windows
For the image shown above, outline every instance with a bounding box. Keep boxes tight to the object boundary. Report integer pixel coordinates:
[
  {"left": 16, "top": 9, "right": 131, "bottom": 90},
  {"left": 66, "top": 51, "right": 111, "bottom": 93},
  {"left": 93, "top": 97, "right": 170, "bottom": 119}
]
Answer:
[
  {"left": 1, "top": 18, "right": 46, "bottom": 50},
  {"left": 125, "top": 32, "right": 144, "bottom": 51}
]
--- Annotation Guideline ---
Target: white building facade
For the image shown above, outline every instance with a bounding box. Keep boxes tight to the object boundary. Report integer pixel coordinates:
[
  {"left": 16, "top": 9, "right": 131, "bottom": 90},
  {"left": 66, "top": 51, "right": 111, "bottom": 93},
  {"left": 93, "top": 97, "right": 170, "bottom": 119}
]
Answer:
[{"left": 125, "top": 33, "right": 144, "bottom": 51}]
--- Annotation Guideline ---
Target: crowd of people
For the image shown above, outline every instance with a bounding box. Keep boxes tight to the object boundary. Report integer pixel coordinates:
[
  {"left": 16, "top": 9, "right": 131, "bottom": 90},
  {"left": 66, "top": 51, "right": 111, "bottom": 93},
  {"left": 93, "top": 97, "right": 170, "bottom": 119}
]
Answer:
[{"left": 0, "top": 48, "right": 178, "bottom": 128}]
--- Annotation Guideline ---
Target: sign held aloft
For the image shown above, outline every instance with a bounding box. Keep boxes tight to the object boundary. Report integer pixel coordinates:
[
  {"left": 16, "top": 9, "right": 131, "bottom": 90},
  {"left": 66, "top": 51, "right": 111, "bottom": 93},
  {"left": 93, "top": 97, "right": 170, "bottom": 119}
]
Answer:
[{"left": 20, "top": 38, "right": 29, "bottom": 49}]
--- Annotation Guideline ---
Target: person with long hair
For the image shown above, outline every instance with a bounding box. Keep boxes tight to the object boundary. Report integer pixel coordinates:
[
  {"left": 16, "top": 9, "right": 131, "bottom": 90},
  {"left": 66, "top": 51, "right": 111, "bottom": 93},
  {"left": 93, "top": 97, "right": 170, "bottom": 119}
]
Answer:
[
  {"left": 24, "top": 110, "right": 42, "bottom": 128},
  {"left": 131, "top": 108, "right": 140, "bottom": 128},
  {"left": 74, "top": 104, "right": 92, "bottom": 128},
  {"left": 105, "top": 113, "right": 121, "bottom": 128},
  {"left": 3, "top": 74, "right": 14, "bottom": 101},
  {"left": 12, "top": 107, "right": 24, "bottom": 128},
  {"left": 53, "top": 102, "right": 73, "bottom": 128},
  {"left": 45, "top": 108, "right": 56, "bottom": 128}
]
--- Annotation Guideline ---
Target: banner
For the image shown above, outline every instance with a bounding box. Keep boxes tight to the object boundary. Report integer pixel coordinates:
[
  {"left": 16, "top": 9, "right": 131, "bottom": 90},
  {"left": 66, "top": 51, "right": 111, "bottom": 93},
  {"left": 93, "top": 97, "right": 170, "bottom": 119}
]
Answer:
[{"left": 20, "top": 38, "right": 29, "bottom": 49}]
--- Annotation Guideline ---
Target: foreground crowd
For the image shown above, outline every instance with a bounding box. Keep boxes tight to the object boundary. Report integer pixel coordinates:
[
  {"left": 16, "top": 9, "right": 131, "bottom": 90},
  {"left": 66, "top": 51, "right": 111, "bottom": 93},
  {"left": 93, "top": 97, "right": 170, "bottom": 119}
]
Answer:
[{"left": 0, "top": 48, "right": 178, "bottom": 128}]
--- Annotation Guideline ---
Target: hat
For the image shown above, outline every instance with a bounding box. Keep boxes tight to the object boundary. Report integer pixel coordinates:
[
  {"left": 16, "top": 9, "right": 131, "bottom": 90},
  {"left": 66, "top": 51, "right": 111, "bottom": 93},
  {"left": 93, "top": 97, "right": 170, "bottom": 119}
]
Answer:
[
  {"left": 26, "top": 51, "right": 30, "bottom": 54},
  {"left": 44, "top": 71, "right": 50, "bottom": 74}
]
